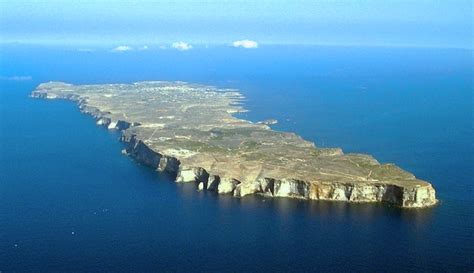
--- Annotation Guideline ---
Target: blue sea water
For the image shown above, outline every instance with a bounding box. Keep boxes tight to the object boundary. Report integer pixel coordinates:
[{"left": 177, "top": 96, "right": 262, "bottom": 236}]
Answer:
[{"left": 0, "top": 44, "right": 472, "bottom": 272}]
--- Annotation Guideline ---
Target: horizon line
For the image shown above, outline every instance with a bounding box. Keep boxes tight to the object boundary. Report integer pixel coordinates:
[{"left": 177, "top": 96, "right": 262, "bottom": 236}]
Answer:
[{"left": 0, "top": 39, "right": 471, "bottom": 51}]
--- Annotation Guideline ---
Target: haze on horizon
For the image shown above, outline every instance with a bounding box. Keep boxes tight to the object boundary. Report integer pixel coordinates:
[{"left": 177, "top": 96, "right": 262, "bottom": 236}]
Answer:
[{"left": 0, "top": 0, "right": 472, "bottom": 49}]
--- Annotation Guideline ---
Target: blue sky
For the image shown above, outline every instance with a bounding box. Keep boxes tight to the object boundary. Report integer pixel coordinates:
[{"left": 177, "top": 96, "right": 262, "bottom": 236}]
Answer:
[{"left": 0, "top": 0, "right": 471, "bottom": 48}]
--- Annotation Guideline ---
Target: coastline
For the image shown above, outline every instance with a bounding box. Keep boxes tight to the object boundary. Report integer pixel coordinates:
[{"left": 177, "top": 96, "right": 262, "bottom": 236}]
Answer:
[{"left": 31, "top": 82, "right": 438, "bottom": 208}]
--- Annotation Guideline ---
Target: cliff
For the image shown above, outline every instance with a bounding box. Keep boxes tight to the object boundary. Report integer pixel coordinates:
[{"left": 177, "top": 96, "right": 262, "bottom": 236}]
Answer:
[{"left": 31, "top": 81, "right": 437, "bottom": 208}]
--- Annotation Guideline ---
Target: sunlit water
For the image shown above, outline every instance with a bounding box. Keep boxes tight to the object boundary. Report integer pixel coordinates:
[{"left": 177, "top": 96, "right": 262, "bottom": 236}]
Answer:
[{"left": 0, "top": 45, "right": 472, "bottom": 272}]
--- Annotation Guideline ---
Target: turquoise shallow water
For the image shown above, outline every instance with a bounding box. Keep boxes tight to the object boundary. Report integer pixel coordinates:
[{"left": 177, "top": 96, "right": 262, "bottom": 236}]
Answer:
[{"left": 0, "top": 45, "right": 472, "bottom": 272}]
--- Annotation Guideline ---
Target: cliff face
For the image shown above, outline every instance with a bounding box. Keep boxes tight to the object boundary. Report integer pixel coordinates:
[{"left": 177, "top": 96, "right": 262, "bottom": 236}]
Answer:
[
  {"left": 31, "top": 81, "right": 438, "bottom": 208},
  {"left": 119, "top": 120, "right": 436, "bottom": 208},
  {"left": 125, "top": 137, "right": 435, "bottom": 207},
  {"left": 121, "top": 118, "right": 435, "bottom": 208}
]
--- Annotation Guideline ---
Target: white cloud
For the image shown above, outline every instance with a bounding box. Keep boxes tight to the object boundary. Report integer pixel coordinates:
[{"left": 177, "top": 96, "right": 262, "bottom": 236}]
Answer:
[
  {"left": 111, "top": 45, "right": 134, "bottom": 52},
  {"left": 139, "top": 45, "right": 149, "bottom": 50},
  {"left": 171, "top": 41, "right": 193, "bottom": 51},
  {"left": 0, "top": 75, "right": 32, "bottom": 81},
  {"left": 232, "top": 39, "right": 258, "bottom": 49}
]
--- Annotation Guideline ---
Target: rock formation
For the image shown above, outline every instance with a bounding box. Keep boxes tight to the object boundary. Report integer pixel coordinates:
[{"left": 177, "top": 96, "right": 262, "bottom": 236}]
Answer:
[{"left": 31, "top": 81, "right": 437, "bottom": 208}]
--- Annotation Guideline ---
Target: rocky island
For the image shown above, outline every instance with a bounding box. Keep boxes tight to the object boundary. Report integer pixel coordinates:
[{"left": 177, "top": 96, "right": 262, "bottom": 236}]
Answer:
[{"left": 31, "top": 81, "right": 437, "bottom": 208}]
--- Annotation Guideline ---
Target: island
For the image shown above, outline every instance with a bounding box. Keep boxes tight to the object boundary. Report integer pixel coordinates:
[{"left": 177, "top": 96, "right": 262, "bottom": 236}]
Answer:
[{"left": 31, "top": 81, "right": 437, "bottom": 208}]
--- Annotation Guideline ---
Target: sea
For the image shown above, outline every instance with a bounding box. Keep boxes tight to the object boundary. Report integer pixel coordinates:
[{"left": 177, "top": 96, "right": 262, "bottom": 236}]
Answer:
[{"left": 0, "top": 44, "right": 472, "bottom": 272}]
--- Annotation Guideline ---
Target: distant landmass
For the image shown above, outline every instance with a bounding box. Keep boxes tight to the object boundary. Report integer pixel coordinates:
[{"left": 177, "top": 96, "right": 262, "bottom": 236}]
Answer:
[{"left": 31, "top": 81, "right": 437, "bottom": 208}]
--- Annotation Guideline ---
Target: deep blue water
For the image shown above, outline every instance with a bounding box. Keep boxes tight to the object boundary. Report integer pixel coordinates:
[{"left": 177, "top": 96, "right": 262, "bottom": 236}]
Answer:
[{"left": 0, "top": 45, "right": 472, "bottom": 272}]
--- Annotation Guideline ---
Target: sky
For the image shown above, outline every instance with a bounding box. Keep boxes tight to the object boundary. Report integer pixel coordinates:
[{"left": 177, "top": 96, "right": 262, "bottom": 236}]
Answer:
[{"left": 0, "top": 0, "right": 472, "bottom": 48}]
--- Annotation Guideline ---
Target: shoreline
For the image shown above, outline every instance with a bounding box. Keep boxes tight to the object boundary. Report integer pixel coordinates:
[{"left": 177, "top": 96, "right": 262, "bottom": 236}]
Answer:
[{"left": 31, "top": 82, "right": 438, "bottom": 208}]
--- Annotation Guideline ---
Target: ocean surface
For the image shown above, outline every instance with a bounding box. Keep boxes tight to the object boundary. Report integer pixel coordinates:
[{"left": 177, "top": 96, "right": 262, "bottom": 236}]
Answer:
[{"left": 0, "top": 44, "right": 472, "bottom": 272}]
